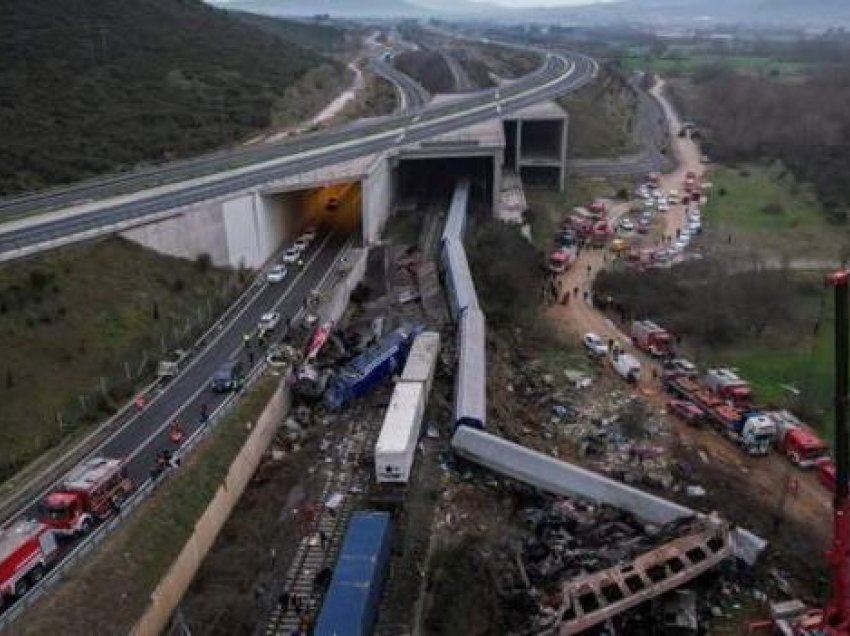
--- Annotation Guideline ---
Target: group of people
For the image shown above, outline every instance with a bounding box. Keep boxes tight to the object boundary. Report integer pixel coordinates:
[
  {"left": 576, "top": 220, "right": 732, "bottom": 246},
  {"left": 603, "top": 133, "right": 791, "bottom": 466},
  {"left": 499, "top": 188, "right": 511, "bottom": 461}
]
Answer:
[{"left": 543, "top": 264, "right": 594, "bottom": 307}]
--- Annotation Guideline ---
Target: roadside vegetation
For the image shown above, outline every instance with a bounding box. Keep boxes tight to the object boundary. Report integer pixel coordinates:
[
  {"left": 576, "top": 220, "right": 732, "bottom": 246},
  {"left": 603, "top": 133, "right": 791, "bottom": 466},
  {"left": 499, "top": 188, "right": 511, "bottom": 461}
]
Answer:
[
  {"left": 270, "top": 63, "right": 354, "bottom": 129},
  {"left": 333, "top": 70, "right": 398, "bottom": 125},
  {"left": 15, "top": 377, "right": 279, "bottom": 636},
  {"left": 557, "top": 66, "right": 638, "bottom": 158},
  {"left": 394, "top": 49, "right": 455, "bottom": 94},
  {"left": 0, "top": 238, "right": 237, "bottom": 483},
  {"left": 0, "top": 0, "right": 344, "bottom": 194}
]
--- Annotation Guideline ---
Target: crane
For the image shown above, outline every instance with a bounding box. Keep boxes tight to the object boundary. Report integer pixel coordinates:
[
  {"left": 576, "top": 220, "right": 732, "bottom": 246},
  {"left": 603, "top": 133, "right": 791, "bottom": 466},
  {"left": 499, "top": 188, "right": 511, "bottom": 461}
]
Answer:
[{"left": 820, "top": 270, "right": 850, "bottom": 634}]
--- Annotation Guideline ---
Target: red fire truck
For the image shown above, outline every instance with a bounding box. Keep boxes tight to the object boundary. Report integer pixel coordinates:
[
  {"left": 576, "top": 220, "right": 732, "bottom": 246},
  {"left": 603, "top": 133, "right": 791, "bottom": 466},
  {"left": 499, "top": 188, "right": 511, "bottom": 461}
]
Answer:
[
  {"left": 40, "top": 457, "right": 134, "bottom": 536},
  {"left": 0, "top": 520, "right": 58, "bottom": 605}
]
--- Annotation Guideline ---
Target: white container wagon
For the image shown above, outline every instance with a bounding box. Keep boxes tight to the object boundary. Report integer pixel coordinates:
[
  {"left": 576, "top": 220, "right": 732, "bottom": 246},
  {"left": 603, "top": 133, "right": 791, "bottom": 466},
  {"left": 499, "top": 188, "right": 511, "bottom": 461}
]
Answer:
[
  {"left": 401, "top": 331, "right": 441, "bottom": 395},
  {"left": 375, "top": 382, "right": 426, "bottom": 484}
]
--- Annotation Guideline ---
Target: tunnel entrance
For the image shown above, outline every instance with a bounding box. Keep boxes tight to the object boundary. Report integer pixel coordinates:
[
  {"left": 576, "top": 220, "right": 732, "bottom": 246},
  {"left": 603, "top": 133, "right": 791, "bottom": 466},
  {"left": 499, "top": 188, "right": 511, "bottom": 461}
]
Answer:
[
  {"left": 394, "top": 156, "right": 494, "bottom": 224},
  {"left": 259, "top": 180, "right": 363, "bottom": 254}
]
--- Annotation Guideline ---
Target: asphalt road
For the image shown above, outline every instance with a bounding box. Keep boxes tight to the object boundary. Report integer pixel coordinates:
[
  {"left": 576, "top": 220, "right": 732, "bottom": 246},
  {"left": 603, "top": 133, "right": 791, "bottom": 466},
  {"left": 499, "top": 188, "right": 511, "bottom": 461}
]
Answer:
[
  {"left": 369, "top": 56, "right": 430, "bottom": 112},
  {"left": 0, "top": 52, "right": 597, "bottom": 261}
]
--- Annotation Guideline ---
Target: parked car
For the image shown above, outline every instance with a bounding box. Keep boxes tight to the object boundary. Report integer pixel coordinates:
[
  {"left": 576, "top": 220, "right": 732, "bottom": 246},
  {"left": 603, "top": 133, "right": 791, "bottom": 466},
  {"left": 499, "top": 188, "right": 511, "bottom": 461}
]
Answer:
[
  {"left": 266, "top": 265, "right": 288, "bottom": 283},
  {"left": 667, "top": 400, "right": 704, "bottom": 425},
  {"left": 637, "top": 219, "right": 650, "bottom": 234},
  {"left": 300, "top": 226, "right": 318, "bottom": 243},
  {"left": 282, "top": 247, "right": 302, "bottom": 264},
  {"left": 658, "top": 202, "right": 670, "bottom": 213},
  {"left": 583, "top": 333, "right": 608, "bottom": 358},
  {"left": 293, "top": 237, "right": 310, "bottom": 252},
  {"left": 211, "top": 361, "right": 245, "bottom": 393},
  {"left": 325, "top": 197, "right": 340, "bottom": 211},
  {"left": 619, "top": 219, "right": 635, "bottom": 233}
]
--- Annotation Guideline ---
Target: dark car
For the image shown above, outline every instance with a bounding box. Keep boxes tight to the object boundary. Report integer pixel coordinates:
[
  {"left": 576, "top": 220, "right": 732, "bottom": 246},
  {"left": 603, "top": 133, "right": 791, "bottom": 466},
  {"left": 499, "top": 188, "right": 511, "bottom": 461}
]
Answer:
[{"left": 210, "top": 361, "right": 244, "bottom": 393}]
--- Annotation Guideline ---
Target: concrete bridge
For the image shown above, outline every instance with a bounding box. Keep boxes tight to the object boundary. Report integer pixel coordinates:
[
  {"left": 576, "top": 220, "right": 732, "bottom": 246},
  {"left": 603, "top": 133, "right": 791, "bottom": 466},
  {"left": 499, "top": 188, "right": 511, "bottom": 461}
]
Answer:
[{"left": 0, "top": 51, "right": 598, "bottom": 268}]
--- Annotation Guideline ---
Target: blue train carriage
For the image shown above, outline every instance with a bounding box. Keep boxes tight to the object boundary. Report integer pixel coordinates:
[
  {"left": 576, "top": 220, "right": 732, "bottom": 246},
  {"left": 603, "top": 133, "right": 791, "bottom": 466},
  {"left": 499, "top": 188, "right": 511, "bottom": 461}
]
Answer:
[
  {"left": 454, "top": 307, "right": 486, "bottom": 430},
  {"left": 440, "top": 178, "right": 471, "bottom": 245},
  {"left": 314, "top": 511, "right": 394, "bottom": 636},
  {"left": 441, "top": 239, "right": 480, "bottom": 322},
  {"left": 323, "top": 324, "right": 423, "bottom": 411}
]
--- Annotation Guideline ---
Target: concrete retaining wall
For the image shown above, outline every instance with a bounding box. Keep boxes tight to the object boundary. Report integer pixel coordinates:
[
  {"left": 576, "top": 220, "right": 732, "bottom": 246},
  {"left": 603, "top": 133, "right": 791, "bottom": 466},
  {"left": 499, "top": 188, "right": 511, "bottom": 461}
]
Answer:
[
  {"left": 317, "top": 248, "right": 368, "bottom": 324},
  {"left": 451, "top": 427, "right": 766, "bottom": 565},
  {"left": 123, "top": 192, "right": 290, "bottom": 270},
  {"left": 122, "top": 203, "right": 230, "bottom": 266},
  {"left": 131, "top": 382, "right": 290, "bottom": 636},
  {"left": 362, "top": 155, "right": 393, "bottom": 244}
]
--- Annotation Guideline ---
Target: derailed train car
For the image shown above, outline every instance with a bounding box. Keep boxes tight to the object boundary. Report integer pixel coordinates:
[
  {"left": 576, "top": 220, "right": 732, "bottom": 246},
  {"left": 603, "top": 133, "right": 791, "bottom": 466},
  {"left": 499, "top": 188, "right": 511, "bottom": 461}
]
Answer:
[
  {"left": 439, "top": 180, "right": 487, "bottom": 431},
  {"left": 455, "top": 307, "right": 486, "bottom": 429}
]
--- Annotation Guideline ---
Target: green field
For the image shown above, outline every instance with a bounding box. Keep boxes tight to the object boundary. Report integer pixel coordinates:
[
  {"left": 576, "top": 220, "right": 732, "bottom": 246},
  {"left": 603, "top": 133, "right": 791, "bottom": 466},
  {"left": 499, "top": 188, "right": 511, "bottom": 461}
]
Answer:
[
  {"left": 706, "top": 164, "right": 826, "bottom": 231},
  {"left": 0, "top": 239, "right": 236, "bottom": 483},
  {"left": 617, "top": 48, "right": 807, "bottom": 78},
  {"left": 702, "top": 163, "right": 842, "bottom": 258}
]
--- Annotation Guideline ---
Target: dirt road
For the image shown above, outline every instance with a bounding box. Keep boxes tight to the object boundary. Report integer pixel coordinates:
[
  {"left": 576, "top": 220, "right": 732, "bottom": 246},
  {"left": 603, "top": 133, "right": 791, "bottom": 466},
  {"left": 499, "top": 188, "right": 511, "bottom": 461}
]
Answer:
[{"left": 546, "top": 78, "right": 831, "bottom": 549}]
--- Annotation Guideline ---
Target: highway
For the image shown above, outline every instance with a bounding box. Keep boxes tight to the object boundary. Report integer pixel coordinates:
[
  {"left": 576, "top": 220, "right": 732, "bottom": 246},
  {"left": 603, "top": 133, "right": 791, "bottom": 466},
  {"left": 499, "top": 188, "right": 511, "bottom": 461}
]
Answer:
[
  {"left": 0, "top": 231, "right": 347, "bottom": 622},
  {"left": 0, "top": 51, "right": 597, "bottom": 261},
  {"left": 369, "top": 55, "right": 430, "bottom": 112}
]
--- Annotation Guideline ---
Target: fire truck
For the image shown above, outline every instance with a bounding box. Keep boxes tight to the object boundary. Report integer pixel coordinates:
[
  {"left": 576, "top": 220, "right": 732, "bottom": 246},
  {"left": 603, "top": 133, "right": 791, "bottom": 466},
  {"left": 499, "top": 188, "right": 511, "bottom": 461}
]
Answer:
[
  {"left": 39, "top": 457, "right": 133, "bottom": 536},
  {"left": 0, "top": 520, "right": 58, "bottom": 605}
]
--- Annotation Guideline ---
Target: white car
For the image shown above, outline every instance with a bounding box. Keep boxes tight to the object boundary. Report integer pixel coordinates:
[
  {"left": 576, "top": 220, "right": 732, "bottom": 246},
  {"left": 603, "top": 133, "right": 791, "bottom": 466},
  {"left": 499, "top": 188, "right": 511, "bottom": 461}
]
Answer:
[
  {"left": 299, "top": 227, "right": 318, "bottom": 243},
  {"left": 658, "top": 202, "right": 670, "bottom": 213},
  {"left": 583, "top": 333, "right": 608, "bottom": 358},
  {"left": 281, "top": 246, "right": 302, "bottom": 264},
  {"left": 293, "top": 237, "right": 310, "bottom": 252},
  {"left": 266, "top": 265, "right": 288, "bottom": 283},
  {"left": 619, "top": 219, "right": 635, "bottom": 232},
  {"left": 259, "top": 311, "right": 282, "bottom": 332},
  {"left": 689, "top": 221, "right": 701, "bottom": 232},
  {"left": 674, "top": 238, "right": 689, "bottom": 251}
]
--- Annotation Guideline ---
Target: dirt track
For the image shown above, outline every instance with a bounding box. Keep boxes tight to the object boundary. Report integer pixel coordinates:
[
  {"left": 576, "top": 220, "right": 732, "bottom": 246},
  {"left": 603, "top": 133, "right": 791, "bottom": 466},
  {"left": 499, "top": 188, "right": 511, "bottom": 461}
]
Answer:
[{"left": 546, "top": 79, "right": 831, "bottom": 556}]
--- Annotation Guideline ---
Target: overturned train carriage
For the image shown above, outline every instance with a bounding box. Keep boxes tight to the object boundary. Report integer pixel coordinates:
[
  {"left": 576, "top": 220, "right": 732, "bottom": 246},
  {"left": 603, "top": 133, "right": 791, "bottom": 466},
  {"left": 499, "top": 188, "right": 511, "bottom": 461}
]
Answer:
[{"left": 455, "top": 307, "right": 486, "bottom": 429}]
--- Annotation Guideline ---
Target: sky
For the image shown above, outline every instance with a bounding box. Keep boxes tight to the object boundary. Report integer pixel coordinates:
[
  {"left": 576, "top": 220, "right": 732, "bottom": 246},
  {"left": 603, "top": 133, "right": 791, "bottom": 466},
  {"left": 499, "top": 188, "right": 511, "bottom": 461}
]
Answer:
[{"left": 470, "top": 0, "right": 609, "bottom": 5}]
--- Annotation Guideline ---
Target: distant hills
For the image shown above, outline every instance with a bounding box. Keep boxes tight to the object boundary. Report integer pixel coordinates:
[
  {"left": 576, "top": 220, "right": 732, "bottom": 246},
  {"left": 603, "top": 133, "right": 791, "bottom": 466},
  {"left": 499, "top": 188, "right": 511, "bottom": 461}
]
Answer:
[
  {"left": 213, "top": 0, "right": 850, "bottom": 28},
  {"left": 0, "top": 0, "right": 337, "bottom": 194}
]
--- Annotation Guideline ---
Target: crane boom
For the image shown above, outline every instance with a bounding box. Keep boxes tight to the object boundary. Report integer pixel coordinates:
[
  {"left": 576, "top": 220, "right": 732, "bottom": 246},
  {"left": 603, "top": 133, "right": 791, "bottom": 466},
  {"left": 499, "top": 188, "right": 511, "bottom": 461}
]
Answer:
[{"left": 823, "top": 270, "right": 850, "bottom": 634}]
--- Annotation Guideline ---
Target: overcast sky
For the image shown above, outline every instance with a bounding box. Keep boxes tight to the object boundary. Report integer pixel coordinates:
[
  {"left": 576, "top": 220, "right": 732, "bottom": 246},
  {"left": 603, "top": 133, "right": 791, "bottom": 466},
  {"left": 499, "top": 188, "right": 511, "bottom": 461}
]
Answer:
[{"left": 470, "top": 0, "right": 610, "bottom": 5}]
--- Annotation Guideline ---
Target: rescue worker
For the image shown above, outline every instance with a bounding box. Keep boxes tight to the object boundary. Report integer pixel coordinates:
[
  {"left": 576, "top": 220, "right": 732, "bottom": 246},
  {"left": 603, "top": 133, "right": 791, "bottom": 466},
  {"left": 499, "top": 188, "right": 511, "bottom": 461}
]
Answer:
[
  {"left": 169, "top": 420, "right": 185, "bottom": 445},
  {"left": 243, "top": 332, "right": 252, "bottom": 349}
]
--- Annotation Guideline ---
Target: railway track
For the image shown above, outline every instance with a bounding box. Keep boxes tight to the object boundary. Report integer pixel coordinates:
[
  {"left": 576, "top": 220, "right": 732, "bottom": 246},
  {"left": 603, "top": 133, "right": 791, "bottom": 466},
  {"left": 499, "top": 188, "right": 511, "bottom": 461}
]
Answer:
[{"left": 260, "top": 401, "right": 382, "bottom": 635}]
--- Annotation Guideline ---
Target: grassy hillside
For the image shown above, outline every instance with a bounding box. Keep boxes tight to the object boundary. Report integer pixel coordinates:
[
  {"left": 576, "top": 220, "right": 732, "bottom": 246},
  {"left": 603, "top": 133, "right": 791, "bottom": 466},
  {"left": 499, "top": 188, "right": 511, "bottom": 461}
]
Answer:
[
  {"left": 230, "top": 12, "right": 352, "bottom": 53},
  {"left": 0, "top": 238, "right": 236, "bottom": 482},
  {"left": 558, "top": 66, "right": 638, "bottom": 158},
  {"left": 0, "top": 0, "right": 339, "bottom": 195}
]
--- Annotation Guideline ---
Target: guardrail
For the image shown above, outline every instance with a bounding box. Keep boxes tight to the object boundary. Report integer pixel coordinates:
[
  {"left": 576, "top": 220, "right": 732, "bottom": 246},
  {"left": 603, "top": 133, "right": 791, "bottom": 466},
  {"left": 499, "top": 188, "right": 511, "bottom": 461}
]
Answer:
[{"left": 0, "top": 361, "right": 269, "bottom": 631}]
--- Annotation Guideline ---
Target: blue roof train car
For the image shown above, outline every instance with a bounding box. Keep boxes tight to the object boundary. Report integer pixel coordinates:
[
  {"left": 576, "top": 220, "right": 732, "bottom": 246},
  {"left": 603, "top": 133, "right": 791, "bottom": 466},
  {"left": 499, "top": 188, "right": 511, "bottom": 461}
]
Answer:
[{"left": 314, "top": 511, "right": 394, "bottom": 636}]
